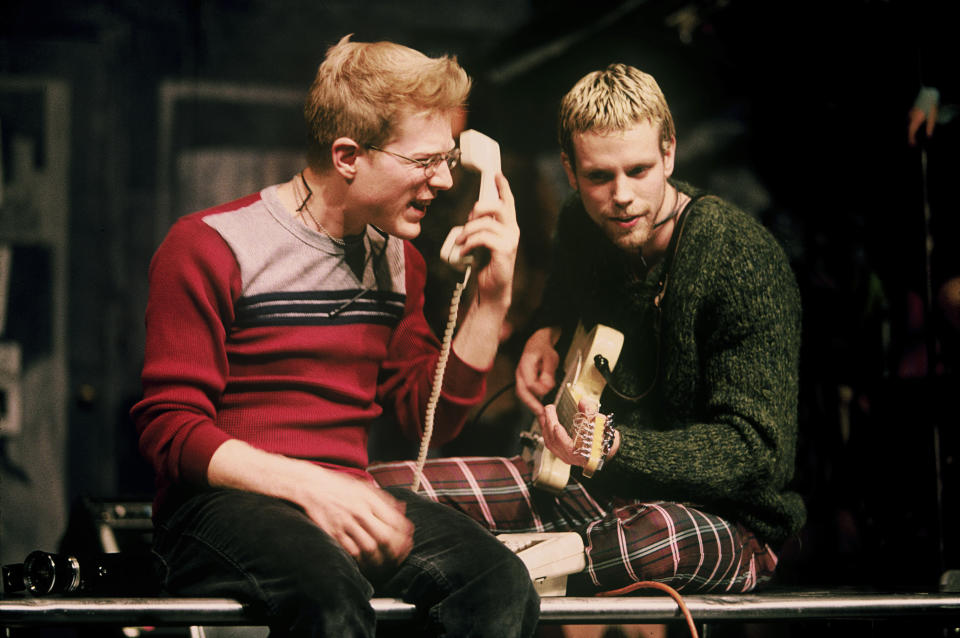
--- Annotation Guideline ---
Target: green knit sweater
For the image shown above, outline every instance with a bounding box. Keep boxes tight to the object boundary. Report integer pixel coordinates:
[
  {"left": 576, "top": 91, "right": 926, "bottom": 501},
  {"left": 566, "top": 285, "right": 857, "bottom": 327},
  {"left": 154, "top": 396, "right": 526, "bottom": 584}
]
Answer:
[{"left": 534, "top": 180, "right": 805, "bottom": 544}]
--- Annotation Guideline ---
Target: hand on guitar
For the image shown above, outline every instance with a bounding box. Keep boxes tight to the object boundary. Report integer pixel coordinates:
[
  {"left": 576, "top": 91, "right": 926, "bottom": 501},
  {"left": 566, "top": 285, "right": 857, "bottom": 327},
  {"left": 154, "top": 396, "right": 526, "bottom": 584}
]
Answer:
[
  {"left": 539, "top": 398, "right": 620, "bottom": 468},
  {"left": 516, "top": 326, "right": 562, "bottom": 416},
  {"left": 522, "top": 323, "right": 624, "bottom": 489}
]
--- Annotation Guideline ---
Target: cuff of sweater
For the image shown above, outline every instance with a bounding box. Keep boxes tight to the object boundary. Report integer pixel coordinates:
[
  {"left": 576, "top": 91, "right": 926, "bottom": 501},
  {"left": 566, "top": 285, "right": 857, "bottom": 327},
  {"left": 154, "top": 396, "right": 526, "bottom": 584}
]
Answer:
[
  {"left": 180, "top": 425, "right": 233, "bottom": 485},
  {"left": 442, "top": 350, "right": 490, "bottom": 404}
]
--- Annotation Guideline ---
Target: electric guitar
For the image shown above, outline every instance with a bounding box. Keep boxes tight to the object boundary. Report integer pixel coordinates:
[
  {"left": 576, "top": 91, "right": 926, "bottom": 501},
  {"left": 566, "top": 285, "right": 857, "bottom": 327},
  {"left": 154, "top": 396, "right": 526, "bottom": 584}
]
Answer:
[{"left": 522, "top": 323, "right": 624, "bottom": 493}]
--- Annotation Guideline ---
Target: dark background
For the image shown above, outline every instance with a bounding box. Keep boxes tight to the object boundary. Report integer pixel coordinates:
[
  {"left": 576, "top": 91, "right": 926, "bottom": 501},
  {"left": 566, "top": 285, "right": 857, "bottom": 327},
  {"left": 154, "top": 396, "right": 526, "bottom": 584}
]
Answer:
[{"left": 1, "top": 0, "right": 958, "bottom": 610}]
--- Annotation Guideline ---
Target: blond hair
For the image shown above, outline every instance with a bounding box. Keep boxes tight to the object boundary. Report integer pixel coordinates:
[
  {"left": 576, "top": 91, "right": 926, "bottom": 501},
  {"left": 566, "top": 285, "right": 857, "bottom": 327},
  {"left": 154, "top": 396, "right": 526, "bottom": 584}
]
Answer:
[
  {"left": 559, "top": 63, "right": 675, "bottom": 166},
  {"left": 304, "top": 35, "right": 471, "bottom": 167}
]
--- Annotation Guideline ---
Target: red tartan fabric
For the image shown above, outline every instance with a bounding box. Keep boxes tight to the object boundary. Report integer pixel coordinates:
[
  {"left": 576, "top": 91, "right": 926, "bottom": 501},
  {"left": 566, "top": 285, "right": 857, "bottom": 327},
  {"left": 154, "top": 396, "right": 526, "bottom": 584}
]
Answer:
[{"left": 368, "top": 455, "right": 777, "bottom": 594}]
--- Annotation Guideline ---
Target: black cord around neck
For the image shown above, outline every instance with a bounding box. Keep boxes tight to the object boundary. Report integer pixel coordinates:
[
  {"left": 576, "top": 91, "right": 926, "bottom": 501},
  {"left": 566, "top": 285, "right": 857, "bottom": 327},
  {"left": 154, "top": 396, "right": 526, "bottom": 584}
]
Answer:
[{"left": 594, "top": 192, "right": 710, "bottom": 403}]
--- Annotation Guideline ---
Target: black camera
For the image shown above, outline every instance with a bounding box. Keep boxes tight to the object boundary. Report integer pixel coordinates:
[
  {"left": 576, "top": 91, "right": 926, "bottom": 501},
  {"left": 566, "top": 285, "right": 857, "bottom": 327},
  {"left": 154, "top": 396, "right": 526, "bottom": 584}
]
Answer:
[{"left": 3, "top": 551, "right": 161, "bottom": 596}]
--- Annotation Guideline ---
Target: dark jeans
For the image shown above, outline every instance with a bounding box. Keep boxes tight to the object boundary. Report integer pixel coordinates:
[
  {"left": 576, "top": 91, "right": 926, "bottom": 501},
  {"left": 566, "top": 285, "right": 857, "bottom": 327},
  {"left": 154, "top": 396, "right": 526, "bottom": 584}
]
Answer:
[{"left": 152, "top": 486, "right": 539, "bottom": 637}]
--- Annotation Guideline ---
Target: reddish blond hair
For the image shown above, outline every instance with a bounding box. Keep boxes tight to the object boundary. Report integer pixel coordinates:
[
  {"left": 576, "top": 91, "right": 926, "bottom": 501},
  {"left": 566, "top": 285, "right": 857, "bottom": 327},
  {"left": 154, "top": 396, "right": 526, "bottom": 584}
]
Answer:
[{"left": 305, "top": 35, "right": 471, "bottom": 168}]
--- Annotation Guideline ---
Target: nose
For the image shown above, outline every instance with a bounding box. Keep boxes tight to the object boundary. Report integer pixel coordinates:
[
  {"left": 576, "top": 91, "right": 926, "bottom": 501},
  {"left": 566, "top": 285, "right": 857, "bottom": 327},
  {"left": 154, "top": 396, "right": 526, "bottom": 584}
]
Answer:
[
  {"left": 612, "top": 174, "right": 632, "bottom": 209},
  {"left": 427, "top": 161, "right": 454, "bottom": 191}
]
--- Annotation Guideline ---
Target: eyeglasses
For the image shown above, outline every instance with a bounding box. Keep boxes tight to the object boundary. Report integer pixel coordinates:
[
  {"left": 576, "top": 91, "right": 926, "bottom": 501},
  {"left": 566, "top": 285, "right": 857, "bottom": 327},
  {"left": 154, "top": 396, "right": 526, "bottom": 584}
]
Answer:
[{"left": 366, "top": 144, "right": 461, "bottom": 177}]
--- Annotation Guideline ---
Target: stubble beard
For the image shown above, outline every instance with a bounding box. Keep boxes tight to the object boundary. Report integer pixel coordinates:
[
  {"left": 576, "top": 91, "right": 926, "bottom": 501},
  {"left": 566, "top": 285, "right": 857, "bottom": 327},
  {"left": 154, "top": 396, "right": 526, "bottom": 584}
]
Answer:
[{"left": 606, "top": 215, "right": 654, "bottom": 256}]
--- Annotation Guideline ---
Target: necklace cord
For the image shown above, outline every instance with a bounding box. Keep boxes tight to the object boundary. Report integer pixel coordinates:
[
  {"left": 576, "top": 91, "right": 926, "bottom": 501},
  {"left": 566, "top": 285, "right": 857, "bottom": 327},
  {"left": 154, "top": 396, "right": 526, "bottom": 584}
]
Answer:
[
  {"left": 297, "top": 171, "right": 349, "bottom": 246},
  {"left": 597, "top": 193, "right": 710, "bottom": 403}
]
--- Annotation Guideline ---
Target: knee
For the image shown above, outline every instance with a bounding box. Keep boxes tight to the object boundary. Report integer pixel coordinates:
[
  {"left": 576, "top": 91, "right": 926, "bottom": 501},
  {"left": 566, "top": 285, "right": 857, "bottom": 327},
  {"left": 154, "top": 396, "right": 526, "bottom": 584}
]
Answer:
[
  {"left": 503, "top": 558, "right": 540, "bottom": 635},
  {"left": 271, "top": 578, "right": 375, "bottom": 637},
  {"left": 461, "top": 547, "right": 540, "bottom": 638},
  {"left": 256, "top": 533, "right": 377, "bottom": 636},
  {"left": 411, "top": 538, "right": 539, "bottom": 637},
  {"left": 497, "top": 548, "right": 538, "bottom": 599}
]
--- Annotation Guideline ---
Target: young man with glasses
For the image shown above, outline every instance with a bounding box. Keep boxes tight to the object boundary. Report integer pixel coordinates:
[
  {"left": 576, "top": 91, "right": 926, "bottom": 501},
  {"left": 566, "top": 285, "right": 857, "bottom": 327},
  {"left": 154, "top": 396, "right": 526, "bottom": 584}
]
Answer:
[
  {"left": 132, "top": 36, "right": 536, "bottom": 637},
  {"left": 372, "top": 63, "right": 805, "bottom": 600}
]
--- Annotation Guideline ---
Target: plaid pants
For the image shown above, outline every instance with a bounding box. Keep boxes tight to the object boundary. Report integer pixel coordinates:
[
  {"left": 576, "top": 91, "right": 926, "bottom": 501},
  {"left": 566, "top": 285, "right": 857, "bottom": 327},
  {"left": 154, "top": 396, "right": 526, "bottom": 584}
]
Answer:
[{"left": 368, "top": 455, "right": 777, "bottom": 594}]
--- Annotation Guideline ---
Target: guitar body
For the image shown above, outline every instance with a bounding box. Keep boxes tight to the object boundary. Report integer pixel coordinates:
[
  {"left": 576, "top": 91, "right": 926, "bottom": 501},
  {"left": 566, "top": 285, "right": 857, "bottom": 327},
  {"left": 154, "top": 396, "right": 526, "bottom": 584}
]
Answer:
[{"left": 523, "top": 323, "right": 624, "bottom": 493}]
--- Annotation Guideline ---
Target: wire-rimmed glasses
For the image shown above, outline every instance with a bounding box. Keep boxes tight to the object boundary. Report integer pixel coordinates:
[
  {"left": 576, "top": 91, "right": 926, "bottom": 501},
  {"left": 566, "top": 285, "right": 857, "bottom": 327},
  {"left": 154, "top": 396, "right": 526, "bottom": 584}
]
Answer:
[{"left": 367, "top": 144, "right": 461, "bottom": 177}]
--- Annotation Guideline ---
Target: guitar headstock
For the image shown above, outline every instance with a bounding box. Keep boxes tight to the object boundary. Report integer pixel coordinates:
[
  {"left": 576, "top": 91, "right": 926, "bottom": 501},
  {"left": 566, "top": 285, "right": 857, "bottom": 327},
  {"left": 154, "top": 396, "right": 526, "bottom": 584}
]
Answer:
[{"left": 569, "top": 401, "right": 615, "bottom": 478}]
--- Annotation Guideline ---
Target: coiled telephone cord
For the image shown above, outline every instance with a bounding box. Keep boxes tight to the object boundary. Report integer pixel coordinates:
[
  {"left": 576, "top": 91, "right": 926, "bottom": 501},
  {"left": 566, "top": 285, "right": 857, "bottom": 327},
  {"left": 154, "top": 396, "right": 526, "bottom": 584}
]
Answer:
[{"left": 411, "top": 264, "right": 472, "bottom": 492}]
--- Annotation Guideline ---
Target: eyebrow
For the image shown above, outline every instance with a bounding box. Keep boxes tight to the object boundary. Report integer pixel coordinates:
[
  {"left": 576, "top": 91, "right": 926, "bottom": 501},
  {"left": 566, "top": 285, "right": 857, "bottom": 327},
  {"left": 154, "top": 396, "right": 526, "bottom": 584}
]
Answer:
[
  {"left": 582, "top": 161, "right": 653, "bottom": 175},
  {"left": 415, "top": 144, "right": 457, "bottom": 159}
]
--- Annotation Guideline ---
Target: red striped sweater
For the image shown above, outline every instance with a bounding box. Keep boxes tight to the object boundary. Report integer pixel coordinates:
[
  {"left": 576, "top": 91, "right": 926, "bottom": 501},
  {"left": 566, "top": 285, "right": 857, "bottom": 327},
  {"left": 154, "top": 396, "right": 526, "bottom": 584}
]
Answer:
[{"left": 131, "top": 185, "right": 487, "bottom": 518}]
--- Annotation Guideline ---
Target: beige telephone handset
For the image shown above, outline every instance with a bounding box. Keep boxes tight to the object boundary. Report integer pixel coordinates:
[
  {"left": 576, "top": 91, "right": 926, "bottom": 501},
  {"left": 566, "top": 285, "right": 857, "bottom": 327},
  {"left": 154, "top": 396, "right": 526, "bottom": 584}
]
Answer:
[
  {"left": 440, "top": 129, "right": 501, "bottom": 270},
  {"left": 412, "top": 129, "right": 502, "bottom": 492}
]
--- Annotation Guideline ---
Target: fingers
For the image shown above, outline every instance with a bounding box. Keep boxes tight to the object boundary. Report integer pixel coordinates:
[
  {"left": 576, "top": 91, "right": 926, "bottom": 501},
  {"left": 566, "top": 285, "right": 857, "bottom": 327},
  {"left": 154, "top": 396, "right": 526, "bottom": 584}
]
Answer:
[
  {"left": 368, "top": 487, "right": 411, "bottom": 530},
  {"left": 458, "top": 181, "right": 519, "bottom": 259},
  {"left": 353, "top": 487, "right": 414, "bottom": 566},
  {"left": 335, "top": 513, "right": 412, "bottom": 571},
  {"left": 908, "top": 108, "right": 925, "bottom": 146},
  {"left": 456, "top": 217, "right": 517, "bottom": 260},
  {"left": 302, "top": 472, "right": 414, "bottom": 569},
  {"left": 907, "top": 107, "right": 937, "bottom": 146},
  {"left": 456, "top": 174, "right": 519, "bottom": 303},
  {"left": 494, "top": 172, "right": 515, "bottom": 215},
  {"left": 515, "top": 363, "right": 546, "bottom": 416},
  {"left": 540, "top": 404, "right": 579, "bottom": 466},
  {"left": 350, "top": 499, "right": 414, "bottom": 569},
  {"left": 462, "top": 172, "right": 516, "bottom": 231},
  {"left": 516, "top": 355, "right": 556, "bottom": 415},
  {"left": 577, "top": 397, "right": 599, "bottom": 415},
  {"left": 515, "top": 331, "right": 559, "bottom": 415}
]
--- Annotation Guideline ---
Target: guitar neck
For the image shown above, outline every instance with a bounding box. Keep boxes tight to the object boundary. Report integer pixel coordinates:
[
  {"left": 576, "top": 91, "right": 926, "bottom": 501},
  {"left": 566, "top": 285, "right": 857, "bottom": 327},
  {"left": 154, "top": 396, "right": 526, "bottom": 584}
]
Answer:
[{"left": 555, "top": 384, "right": 582, "bottom": 436}]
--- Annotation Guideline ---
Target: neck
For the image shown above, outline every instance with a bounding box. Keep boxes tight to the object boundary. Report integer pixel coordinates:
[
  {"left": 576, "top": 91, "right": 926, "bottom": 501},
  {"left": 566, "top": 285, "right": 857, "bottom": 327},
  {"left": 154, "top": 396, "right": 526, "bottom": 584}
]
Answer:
[
  {"left": 636, "top": 183, "right": 682, "bottom": 268},
  {"left": 293, "top": 167, "right": 364, "bottom": 239}
]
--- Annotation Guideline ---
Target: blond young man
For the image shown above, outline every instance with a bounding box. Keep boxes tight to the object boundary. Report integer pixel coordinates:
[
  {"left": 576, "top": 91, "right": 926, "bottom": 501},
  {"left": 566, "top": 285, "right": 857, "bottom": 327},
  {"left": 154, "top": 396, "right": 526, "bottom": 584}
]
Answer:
[
  {"left": 132, "top": 36, "right": 538, "bottom": 637},
  {"left": 372, "top": 64, "right": 804, "bottom": 596}
]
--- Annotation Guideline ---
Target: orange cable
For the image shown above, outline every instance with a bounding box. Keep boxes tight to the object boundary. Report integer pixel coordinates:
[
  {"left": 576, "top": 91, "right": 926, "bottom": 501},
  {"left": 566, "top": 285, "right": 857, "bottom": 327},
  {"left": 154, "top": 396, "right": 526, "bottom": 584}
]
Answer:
[{"left": 597, "top": 580, "right": 699, "bottom": 638}]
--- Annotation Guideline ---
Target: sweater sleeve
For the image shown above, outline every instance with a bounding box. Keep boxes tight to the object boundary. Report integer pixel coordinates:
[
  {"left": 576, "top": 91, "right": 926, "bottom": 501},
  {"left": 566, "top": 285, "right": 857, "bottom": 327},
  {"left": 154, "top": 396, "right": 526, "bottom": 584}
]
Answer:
[
  {"left": 130, "top": 215, "right": 239, "bottom": 488},
  {"left": 376, "top": 241, "right": 489, "bottom": 447}
]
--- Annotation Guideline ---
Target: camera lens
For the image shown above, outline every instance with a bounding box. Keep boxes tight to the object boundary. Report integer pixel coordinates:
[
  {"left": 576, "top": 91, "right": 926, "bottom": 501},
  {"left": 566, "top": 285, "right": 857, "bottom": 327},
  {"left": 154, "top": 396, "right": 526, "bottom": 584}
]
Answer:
[{"left": 23, "top": 552, "right": 81, "bottom": 595}]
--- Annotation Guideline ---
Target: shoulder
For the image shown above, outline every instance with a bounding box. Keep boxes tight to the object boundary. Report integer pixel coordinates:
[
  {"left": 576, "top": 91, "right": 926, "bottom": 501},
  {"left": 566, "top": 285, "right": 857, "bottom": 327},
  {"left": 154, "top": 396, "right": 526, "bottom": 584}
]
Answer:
[
  {"left": 163, "top": 193, "right": 264, "bottom": 245},
  {"left": 675, "top": 184, "right": 799, "bottom": 315},
  {"left": 151, "top": 194, "right": 265, "bottom": 277},
  {"left": 680, "top": 185, "right": 791, "bottom": 272}
]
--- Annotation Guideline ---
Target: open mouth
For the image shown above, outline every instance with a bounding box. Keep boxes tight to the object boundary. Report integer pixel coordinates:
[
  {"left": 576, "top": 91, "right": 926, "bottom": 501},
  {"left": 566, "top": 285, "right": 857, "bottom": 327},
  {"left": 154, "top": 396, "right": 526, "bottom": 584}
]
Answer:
[
  {"left": 410, "top": 199, "right": 431, "bottom": 214},
  {"left": 611, "top": 215, "right": 640, "bottom": 227}
]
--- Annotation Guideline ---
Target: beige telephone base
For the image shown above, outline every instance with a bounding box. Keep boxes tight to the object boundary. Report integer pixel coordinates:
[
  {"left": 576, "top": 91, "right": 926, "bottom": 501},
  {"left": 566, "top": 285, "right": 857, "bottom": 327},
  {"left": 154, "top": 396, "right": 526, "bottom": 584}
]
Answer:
[{"left": 497, "top": 532, "right": 586, "bottom": 597}]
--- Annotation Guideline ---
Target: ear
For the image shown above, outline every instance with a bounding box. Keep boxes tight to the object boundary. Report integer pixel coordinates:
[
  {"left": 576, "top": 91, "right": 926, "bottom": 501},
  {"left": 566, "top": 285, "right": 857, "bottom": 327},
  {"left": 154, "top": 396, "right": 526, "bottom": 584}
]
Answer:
[
  {"left": 662, "top": 136, "right": 676, "bottom": 179},
  {"left": 331, "top": 137, "right": 362, "bottom": 180},
  {"left": 561, "top": 152, "right": 578, "bottom": 191}
]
